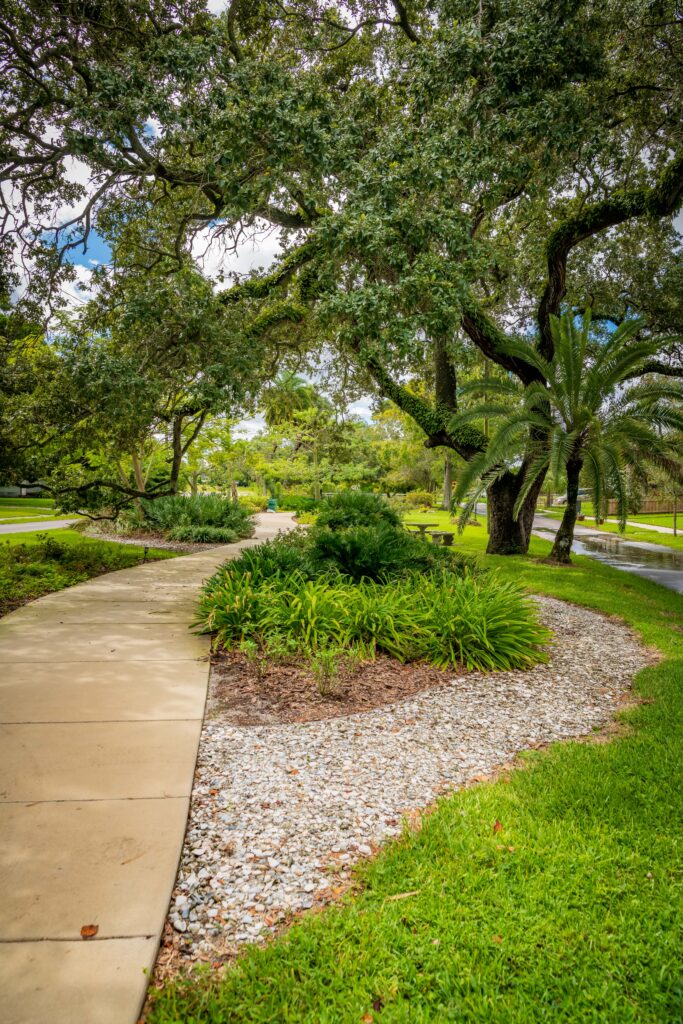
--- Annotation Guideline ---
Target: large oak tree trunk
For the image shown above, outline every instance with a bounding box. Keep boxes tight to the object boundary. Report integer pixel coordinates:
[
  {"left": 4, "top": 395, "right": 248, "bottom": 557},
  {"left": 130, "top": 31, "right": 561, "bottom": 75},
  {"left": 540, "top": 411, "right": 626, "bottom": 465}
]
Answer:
[
  {"left": 485, "top": 469, "right": 545, "bottom": 555},
  {"left": 550, "top": 458, "right": 582, "bottom": 563}
]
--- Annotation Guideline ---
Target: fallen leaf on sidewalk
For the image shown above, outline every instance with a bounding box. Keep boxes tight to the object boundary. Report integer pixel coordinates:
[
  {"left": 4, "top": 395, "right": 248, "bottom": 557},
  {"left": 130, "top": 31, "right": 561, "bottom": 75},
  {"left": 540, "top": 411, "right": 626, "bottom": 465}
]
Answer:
[{"left": 80, "top": 924, "right": 99, "bottom": 939}]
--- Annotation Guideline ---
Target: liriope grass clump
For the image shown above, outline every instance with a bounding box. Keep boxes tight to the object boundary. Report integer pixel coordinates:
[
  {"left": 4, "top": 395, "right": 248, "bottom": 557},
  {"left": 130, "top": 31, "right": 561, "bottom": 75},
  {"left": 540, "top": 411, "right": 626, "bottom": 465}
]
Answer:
[
  {"left": 199, "top": 493, "right": 550, "bottom": 673},
  {"left": 198, "top": 567, "right": 550, "bottom": 672}
]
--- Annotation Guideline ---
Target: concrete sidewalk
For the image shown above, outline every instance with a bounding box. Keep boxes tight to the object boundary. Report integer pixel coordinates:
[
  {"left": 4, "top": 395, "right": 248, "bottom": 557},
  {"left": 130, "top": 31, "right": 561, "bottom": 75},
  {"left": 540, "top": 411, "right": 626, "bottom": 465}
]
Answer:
[
  {"left": 0, "top": 513, "right": 293, "bottom": 1024},
  {"left": 0, "top": 518, "right": 80, "bottom": 534},
  {"left": 539, "top": 511, "right": 677, "bottom": 535}
]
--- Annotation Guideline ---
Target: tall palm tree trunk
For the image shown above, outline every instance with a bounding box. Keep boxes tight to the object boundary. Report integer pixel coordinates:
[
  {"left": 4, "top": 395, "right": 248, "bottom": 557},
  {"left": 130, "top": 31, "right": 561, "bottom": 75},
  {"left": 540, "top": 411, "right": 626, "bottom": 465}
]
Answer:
[{"left": 550, "top": 458, "right": 583, "bottom": 563}]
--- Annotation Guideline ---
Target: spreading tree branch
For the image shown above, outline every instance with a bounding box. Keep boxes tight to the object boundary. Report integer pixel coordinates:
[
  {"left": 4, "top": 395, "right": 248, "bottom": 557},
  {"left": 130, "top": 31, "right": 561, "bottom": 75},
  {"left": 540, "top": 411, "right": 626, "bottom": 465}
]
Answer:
[
  {"left": 537, "top": 151, "right": 683, "bottom": 358},
  {"left": 461, "top": 297, "right": 545, "bottom": 385}
]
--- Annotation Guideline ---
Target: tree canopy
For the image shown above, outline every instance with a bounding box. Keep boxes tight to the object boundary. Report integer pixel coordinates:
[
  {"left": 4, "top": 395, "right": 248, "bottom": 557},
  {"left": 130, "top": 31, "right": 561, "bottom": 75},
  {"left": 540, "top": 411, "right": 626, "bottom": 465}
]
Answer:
[{"left": 1, "top": 0, "right": 681, "bottom": 543}]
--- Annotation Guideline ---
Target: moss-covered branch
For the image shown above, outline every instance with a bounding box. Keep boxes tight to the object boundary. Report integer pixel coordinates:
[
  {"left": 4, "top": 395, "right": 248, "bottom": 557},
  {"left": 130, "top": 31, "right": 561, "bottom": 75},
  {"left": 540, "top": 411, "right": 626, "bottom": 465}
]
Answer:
[
  {"left": 358, "top": 345, "right": 487, "bottom": 458},
  {"left": 245, "top": 301, "right": 307, "bottom": 339},
  {"left": 538, "top": 152, "right": 683, "bottom": 357},
  {"left": 461, "top": 296, "right": 545, "bottom": 385},
  {"left": 220, "top": 241, "right": 319, "bottom": 306}
]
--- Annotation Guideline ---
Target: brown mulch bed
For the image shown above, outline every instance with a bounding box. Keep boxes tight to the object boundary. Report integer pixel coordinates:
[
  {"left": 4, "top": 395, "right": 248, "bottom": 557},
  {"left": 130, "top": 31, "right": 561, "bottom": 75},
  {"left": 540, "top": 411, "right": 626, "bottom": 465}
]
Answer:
[{"left": 208, "top": 650, "right": 468, "bottom": 725}]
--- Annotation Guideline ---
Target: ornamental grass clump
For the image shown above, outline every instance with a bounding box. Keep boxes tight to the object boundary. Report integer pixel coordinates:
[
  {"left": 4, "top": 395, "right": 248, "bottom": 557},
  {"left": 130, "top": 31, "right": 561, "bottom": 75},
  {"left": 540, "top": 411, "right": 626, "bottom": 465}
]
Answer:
[
  {"left": 167, "top": 525, "right": 239, "bottom": 544},
  {"left": 198, "top": 568, "right": 550, "bottom": 672}
]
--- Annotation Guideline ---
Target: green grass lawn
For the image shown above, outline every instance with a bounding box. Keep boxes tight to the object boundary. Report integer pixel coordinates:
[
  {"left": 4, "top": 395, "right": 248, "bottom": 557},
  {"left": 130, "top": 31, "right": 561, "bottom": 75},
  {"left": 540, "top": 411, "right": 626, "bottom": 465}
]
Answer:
[
  {"left": 0, "top": 513, "right": 77, "bottom": 525},
  {"left": 0, "top": 501, "right": 78, "bottom": 526},
  {"left": 0, "top": 527, "right": 93, "bottom": 546},
  {"left": 627, "top": 513, "right": 680, "bottom": 530},
  {"left": 0, "top": 496, "right": 54, "bottom": 507},
  {"left": 0, "top": 505, "right": 54, "bottom": 517},
  {"left": 0, "top": 530, "right": 174, "bottom": 617},
  {"left": 148, "top": 526, "right": 682, "bottom": 1024}
]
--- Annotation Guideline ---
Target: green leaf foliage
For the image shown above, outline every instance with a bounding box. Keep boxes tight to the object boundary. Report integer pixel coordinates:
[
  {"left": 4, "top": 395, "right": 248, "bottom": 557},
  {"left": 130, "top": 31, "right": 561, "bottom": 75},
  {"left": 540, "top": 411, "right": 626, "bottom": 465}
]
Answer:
[
  {"left": 313, "top": 491, "right": 401, "bottom": 531},
  {"left": 125, "top": 494, "right": 255, "bottom": 539},
  {"left": 166, "top": 525, "right": 240, "bottom": 544},
  {"left": 198, "top": 564, "right": 549, "bottom": 673}
]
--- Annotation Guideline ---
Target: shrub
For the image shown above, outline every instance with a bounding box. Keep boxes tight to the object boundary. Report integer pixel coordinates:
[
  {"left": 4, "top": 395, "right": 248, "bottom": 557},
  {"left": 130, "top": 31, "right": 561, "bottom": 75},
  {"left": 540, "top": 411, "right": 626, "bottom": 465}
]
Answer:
[
  {"left": 307, "top": 528, "right": 446, "bottom": 585},
  {"left": 314, "top": 491, "right": 400, "bottom": 531},
  {"left": 294, "top": 511, "right": 318, "bottom": 526},
  {"left": 167, "top": 525, "right": 239, "bottom": 544},
  {"left": 123, "top": 494, "right": 254, "bottom": 539},
  {"left": 240, "top": 495, "right": 268, "bottom": 513},
  {"left": 307, "top": 524, "right": 469, "bottom": 582},
  {"left": 198, "top": 567, "right": 550, "bottom": 672},
  {"left": 221, "top": 525, "right": 478, "bottom": 586},
  {"left": 405, "top": 490, "right": 434, "bottom": 508},
  {"left": 211, "top": 531, "right": 310, "bottom": 584},
  {"left": 278, "top": 494, "right": 320, "bottom": 513}
]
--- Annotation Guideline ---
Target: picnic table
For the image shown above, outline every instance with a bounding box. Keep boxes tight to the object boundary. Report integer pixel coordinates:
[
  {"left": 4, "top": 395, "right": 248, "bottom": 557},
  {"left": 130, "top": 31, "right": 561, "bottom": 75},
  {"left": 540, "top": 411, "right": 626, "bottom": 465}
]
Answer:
[
  {"left": 405, "top": 523, "right": 456, "bottom": 546},
  {"left": 405, "top": 522, "right": 439, "bottom": 538}
]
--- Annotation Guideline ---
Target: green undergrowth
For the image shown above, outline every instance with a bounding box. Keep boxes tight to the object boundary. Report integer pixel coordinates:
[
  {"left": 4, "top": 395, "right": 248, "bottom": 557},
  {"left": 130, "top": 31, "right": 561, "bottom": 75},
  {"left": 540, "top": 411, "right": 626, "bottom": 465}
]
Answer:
[
  {"left": 121, "top": 494, "right": 255, "bottom": 544},
  {"left": 200, "top": 567, "right": 549, "bottom": 672},
  {"left": 0, "top": 532, "right": 173, "bottom": 616},
  {"left": 149, "top": 527, "right": 683, "bottom": 1024},
  {"left": 198, "top": 494, "right": 548, "bottom": 672}
]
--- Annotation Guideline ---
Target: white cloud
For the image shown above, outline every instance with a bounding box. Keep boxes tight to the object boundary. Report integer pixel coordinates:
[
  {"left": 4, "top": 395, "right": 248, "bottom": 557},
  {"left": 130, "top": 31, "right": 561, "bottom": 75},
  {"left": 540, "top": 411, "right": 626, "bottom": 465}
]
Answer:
[
  {"left": 191, "top": 220, "right": 283, "bottom": 289},
  {"left": 58, "top": 263, "right": 95, "bottom": 311},
  {"left": 233, "top": 414, "right": 265, "bottom": 439},
  {"left": 50, "top": 157, "right": 96, "bottom": 228},
  {"left": 347, "top": 397, "right": 374, "bottom": 422}
]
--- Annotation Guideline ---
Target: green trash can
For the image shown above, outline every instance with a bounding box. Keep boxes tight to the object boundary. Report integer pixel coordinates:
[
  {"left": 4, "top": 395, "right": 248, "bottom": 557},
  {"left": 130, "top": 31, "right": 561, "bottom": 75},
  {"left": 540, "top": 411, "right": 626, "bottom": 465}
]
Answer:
[{"left": 266, "top": 498, "right": 279, "bottom": 511}]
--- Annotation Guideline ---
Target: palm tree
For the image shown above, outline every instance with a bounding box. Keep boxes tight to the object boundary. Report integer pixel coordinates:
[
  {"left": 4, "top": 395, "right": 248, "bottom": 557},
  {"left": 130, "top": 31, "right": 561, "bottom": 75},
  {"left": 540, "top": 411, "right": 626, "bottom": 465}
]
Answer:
[
  {"left": 450, "top": 311, "right": 683, "bottom": 563},
  {"left": 261, "top": 373, "right": 317, "bottom": 428}
]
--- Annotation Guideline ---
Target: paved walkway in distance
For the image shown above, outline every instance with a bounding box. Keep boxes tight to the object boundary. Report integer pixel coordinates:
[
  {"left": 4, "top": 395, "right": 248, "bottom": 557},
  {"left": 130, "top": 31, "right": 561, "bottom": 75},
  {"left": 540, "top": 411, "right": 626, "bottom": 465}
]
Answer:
[
  {"left": 0, "top": 518, "right": 80, "bottom": 534},
  {"left": 597, "top": 516, "right": 676, "bottom": 535},
  {"left": 539, "top": 512, "right": 677, "bottom": 535},
  {"left": 0, "top": 513, "right": 294, "bottom": 1024}
]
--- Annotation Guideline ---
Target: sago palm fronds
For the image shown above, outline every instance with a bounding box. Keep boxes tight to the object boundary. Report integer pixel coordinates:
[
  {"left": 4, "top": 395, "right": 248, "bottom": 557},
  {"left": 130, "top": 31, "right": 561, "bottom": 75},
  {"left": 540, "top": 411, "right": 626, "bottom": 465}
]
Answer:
[{"left": 449, "top": 311, "right": 683, "bottom": 559}]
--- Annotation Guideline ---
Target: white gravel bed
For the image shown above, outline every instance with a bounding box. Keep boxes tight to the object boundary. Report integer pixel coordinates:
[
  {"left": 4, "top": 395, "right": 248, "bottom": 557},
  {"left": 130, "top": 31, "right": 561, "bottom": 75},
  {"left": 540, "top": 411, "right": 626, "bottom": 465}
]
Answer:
[{"left": 167, "top": 596, "right": 649, "bottom": 962}]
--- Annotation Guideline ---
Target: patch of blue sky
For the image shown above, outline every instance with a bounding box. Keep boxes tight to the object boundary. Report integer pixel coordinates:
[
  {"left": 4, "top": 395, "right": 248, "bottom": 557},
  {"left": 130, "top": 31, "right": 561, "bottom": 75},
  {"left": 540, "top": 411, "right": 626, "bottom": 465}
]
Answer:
[{"left": 66, "top": 230, "right": 111, "bottom": 268}]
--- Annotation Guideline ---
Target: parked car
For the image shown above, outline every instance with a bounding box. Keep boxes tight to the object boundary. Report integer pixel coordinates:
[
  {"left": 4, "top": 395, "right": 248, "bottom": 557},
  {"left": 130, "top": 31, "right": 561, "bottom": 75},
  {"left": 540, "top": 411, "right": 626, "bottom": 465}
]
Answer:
[{"left": 553, "top": 490, "right": 590, "bottom": 506}]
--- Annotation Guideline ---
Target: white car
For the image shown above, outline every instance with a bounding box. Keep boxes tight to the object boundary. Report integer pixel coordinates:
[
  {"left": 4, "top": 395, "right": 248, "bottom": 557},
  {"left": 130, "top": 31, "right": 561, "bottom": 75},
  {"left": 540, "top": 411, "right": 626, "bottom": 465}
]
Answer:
[{"left": 553, "top": 490, "right": 590, "bottom": 506}]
